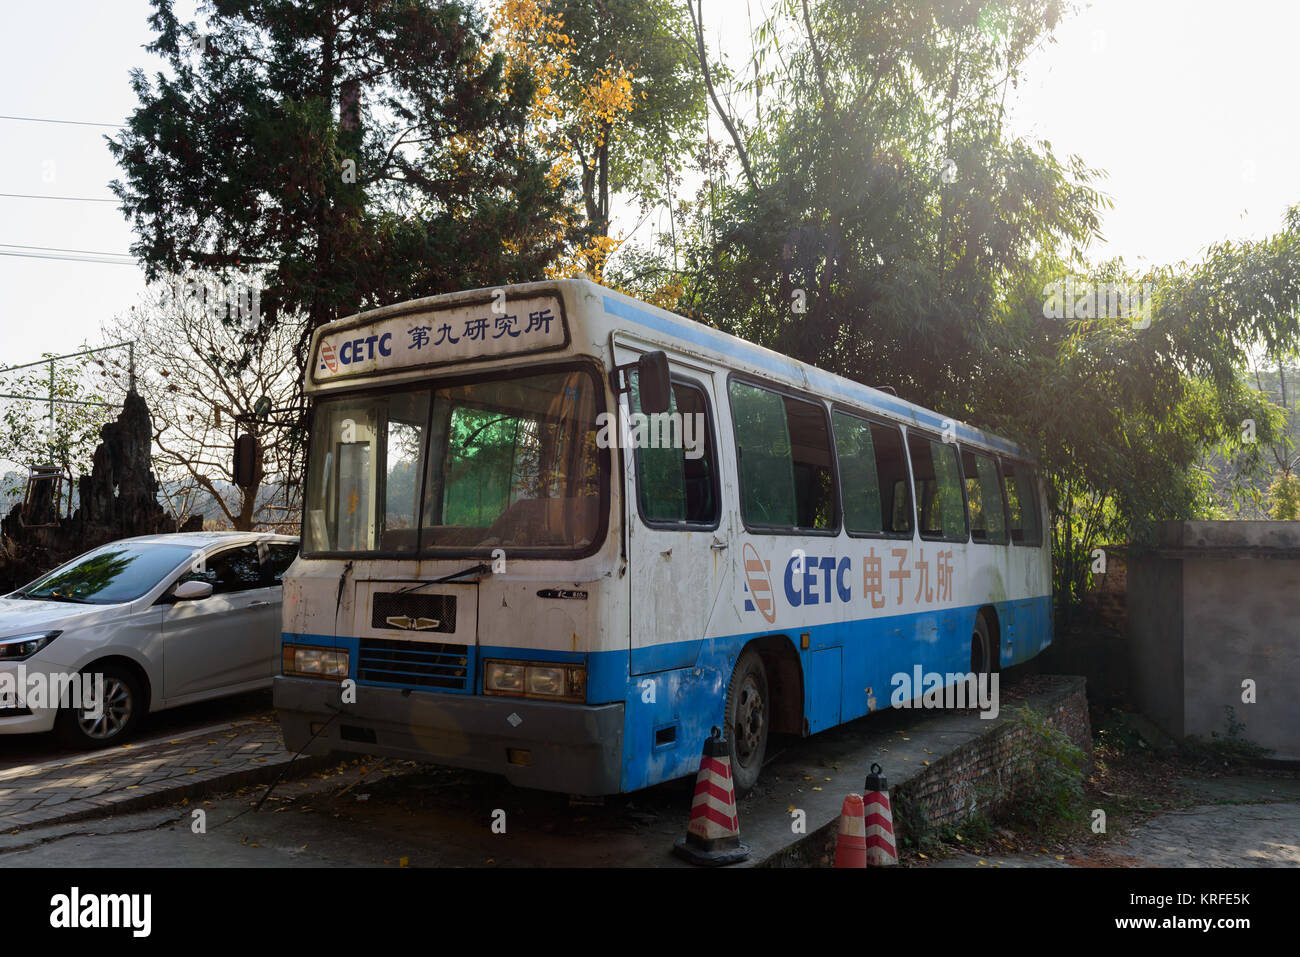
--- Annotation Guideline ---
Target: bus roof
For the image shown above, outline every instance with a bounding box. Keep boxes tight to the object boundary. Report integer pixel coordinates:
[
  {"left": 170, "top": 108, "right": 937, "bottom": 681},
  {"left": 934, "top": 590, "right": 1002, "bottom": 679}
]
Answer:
[{"left": 305, "top": 277, "right": 1035, "bottom": 462}]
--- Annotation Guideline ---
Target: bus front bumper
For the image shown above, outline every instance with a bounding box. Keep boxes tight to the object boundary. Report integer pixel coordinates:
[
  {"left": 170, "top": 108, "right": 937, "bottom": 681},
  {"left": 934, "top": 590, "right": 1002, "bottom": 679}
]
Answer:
[{"left": 274, "top": 677, "right": 625, "bottom": 795}]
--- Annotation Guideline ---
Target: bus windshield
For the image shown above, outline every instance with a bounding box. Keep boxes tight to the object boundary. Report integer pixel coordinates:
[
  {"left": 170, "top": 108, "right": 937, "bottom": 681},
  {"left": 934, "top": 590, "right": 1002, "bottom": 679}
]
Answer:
[{"left": 303, "top": 366, "right": 605, "bottom": 556}]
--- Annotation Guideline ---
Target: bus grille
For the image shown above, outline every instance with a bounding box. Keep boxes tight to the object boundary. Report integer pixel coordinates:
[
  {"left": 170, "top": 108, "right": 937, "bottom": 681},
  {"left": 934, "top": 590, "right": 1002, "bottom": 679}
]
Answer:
[
  {"left": 371, "top": 592, "right": 457, "bottom": 633},
  {"left": 357, "top": 637, "right": 472, "bottom": 692}
]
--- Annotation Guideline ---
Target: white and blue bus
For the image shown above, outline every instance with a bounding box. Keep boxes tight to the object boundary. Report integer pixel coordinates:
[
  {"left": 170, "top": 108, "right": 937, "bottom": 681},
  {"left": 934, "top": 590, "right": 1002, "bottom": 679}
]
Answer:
[{"left": 274, "top": 278, "right": 1052, "bottom": 795}]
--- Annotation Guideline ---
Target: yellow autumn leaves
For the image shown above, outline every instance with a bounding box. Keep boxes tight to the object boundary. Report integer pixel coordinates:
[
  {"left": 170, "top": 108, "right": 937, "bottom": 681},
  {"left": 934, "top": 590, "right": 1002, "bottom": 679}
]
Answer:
[{"left": 487, "top": 0, "right": 640, "bottom": 283}]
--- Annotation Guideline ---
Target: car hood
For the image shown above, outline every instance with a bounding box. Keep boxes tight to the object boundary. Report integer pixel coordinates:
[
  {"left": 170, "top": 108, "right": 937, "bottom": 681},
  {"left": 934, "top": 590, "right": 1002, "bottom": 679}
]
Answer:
[{"left": 0, "top": 597, "right": 125, "bottom": 636}]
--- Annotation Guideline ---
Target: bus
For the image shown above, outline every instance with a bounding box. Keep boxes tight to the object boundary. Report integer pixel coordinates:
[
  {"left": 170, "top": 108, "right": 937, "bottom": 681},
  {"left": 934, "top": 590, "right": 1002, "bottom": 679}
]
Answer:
[{"left": 273, "top": 277, "right": 1052, "bottom": 796}]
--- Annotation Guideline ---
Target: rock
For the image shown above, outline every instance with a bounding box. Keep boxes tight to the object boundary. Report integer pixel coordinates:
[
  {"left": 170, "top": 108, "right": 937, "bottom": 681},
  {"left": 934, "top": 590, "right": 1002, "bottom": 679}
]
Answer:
[{"left": 0, "top": 390, "right": 190, "bottom": 592}]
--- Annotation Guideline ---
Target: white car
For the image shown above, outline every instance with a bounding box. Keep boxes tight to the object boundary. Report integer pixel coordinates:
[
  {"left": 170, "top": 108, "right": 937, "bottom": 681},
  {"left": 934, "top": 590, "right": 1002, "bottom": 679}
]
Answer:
[{"left": 0, "top": 531, "right": 298, "bottom": 748}]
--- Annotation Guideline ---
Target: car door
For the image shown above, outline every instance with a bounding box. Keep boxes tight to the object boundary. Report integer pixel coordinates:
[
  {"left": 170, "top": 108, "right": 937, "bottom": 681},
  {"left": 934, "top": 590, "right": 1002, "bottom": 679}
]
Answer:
[{"left": 160, "top": 543, "right": 276, "bottom": 701}]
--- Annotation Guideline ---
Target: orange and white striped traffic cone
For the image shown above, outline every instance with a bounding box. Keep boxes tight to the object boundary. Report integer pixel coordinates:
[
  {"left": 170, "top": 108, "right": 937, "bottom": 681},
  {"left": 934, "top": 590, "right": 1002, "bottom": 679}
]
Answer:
[
  {"left": 863, "top": 763, "right": 897, "bottom": 866},
  {"left": 673, "top": 727, "right": 750, "bottom": 866},
  {"left": 833, "top": 793, "right": 868, "bottom": 868}
]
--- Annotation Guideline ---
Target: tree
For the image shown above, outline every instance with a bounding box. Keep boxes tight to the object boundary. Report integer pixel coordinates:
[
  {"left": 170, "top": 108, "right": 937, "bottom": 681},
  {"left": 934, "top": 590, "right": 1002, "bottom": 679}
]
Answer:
[
  {"left": 102, "top": 273, "right": 305, "bottom": 531},
  {"left": 484, "top": 0, "right": 706, "bottom": 280},
  {"left": 0, "top": 354, "right": 116, "bottom": 517},
  {"left": 674, "top": 0, "right": 1102, "bottom": 396},
  {"left": 109, "top": 0, "right": 576, "bottom": 363},
  {"left": 655, "top": 0, "right": 1300, "bottom": 609},
  {"left": 549, "top": 0, "right": 704, "bottom": 237}
]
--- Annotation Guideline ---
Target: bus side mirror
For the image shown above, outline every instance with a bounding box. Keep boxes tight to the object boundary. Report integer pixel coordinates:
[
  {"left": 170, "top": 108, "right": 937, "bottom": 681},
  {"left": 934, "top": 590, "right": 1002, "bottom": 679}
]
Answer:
[
  {"left": 637, "top": 351, "right": 672, "bottom": 415},
  {"left": 233, "top": 433, "right": 260, "bottom": 489}
]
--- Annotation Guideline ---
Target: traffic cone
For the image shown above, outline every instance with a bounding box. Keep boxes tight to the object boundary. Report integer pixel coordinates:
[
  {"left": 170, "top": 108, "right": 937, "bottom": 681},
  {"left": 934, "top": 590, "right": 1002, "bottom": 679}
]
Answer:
[
  {"left": 673, "top": 727, "right": 750, "bottom": 866},
  {"left": 863, "top": 762, "right": 897, "bottom": 866},
  {"left": 833, "top": 793, "right": 867, "bottom": 868}
]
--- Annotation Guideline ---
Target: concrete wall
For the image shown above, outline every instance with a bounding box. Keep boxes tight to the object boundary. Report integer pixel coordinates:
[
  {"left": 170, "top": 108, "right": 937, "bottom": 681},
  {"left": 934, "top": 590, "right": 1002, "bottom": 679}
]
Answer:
[{"left": 1128, "top": 521, "right": 1300, "bottom": 760}]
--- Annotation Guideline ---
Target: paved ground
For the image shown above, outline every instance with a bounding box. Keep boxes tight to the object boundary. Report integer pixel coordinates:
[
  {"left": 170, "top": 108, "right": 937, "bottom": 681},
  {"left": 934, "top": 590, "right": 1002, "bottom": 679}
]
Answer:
[
  {"left": 9, "top": 674, "right": 1285, "bottom": 869},
  {"left": 926, "top": 775, "right": 1300, "bottom": 868},
  {"left": 0, "top": 710, "right": 330, "bottom": 831},
  {"left": 0, "top": 690, "right": 273, "bottom": 773},
  {"left": 0, "top": 677, "right": 1081, "bottom": 866}
]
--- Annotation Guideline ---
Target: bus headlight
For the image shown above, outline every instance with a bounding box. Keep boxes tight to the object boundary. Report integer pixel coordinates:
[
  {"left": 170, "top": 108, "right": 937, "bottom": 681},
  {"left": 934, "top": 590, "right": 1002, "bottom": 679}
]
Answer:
[
  {"left": 485, "top": 662, "right": 524, "bottom": 693},
  {"left": 484, "top": 660, "right": 586, "bottom": 702},
  {"left": 526, "top": 666, "right": 564, "bottom": 696},
  {"left": 283, "top": 644, "right": 349, "bottom": 679}
]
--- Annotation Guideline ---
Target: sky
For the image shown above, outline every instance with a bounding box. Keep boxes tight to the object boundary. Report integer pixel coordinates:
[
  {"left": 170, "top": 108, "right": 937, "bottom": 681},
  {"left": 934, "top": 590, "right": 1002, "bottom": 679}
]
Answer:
[{"left": 1, "top": 0, "right": 1298, "bottom": 393}]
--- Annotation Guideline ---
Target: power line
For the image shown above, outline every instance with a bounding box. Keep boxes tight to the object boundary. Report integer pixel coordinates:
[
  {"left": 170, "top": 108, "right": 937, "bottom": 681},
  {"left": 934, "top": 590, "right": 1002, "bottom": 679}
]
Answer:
[
  {"left": 0, "top": 249, "right": 136, "bottom": 265},
  {"left": 0, "top": 114, "right": 124, "bottom": 129},
  {"left": 0, "top": 191, "right": 118, "bottom": 203},
  {"left": 0, "top": 242, "right": 133, "bottom": 257},
  {"left": 0, "top": 243, "right": 135, "bottom": 266}
]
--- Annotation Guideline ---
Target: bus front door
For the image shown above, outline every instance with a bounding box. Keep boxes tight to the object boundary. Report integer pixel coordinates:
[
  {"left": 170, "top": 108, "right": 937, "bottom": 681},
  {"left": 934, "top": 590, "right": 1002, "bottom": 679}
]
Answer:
[{"left": 614, "top": 345, "right": 733, "bottom": 679}]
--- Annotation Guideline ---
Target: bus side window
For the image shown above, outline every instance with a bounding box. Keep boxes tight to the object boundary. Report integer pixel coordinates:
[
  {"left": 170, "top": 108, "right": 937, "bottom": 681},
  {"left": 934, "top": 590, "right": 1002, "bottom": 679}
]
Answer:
[
  {"left": 907, "top": 432, "right": 968, "bottom": 542},
  {"left": 1001, "top": 459, "right": 1043, "bottom": 546},
  {"left": 834, "top": 411, "right": 911, "bottom": 536},
  {"left": 961, "top": 448, "right": 1008, "bottom": 545},
  {"left": 729, "top": 380, "right": 835, "bottom": 531},
  {"left": 628, "top": 373, "right": 719, "bottom": 526}
]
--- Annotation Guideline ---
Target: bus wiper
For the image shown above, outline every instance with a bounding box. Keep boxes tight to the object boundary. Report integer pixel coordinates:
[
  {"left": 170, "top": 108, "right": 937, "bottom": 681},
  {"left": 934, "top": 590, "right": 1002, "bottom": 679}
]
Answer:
[{"left": 395, "top": 562, "right": 492, "bottom": 594}]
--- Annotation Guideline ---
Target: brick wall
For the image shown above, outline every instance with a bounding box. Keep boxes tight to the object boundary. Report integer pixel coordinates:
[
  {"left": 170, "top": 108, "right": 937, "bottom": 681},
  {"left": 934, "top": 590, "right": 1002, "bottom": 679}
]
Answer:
[
  {"left": 765, "top": 676, "right": 1091, "bottom": 867},
  {"left": 895, "top": 678, "right": 1092, "bottom": 835}
]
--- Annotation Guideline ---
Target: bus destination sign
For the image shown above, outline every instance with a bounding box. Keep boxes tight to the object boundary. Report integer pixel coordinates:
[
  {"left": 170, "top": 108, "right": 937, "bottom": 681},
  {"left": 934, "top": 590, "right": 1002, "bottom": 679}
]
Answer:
[{"left": 312, "top": 293, "right": 568, "bottom": 382}]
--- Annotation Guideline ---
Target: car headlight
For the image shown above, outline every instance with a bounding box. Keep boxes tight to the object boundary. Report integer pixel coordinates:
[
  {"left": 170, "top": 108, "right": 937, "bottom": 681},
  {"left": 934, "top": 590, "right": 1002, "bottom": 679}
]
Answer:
[
  {"left": 484, "top": 659, "right": 586, "bottom": 702},
  {"left": 0, "top": 631, "right": 61, "bottom": 662},
  {"left": 282, "top": 644, "right": 349, "bottom": 679}
]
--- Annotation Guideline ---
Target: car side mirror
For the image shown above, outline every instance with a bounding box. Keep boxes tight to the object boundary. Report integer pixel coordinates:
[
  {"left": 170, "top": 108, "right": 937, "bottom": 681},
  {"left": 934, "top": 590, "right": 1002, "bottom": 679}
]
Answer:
[
  {"left": 637, "top": 351, "right": 672, "bottom": 415},
  {"left": 172, "top": 580, "right": 214, "bottom": 601}
]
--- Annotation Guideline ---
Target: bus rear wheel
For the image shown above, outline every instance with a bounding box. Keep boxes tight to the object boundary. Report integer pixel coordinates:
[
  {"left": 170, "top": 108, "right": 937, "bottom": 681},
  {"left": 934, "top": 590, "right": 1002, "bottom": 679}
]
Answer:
[
  {"left": 971, "top": 616, "right": 994, "bottom": 677},
  {"left": 725, "top": 648, "right": 769, "bottom": 797}
]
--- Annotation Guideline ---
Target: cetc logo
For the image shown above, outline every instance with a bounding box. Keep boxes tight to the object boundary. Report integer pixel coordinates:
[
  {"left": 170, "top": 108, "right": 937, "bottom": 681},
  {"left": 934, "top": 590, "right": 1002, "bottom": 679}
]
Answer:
[
  {"left": 742, "top": 543, "right": 776, "bottom": 624},
  {"left": 320, "top": 341, "right": 338, "bottom": 373}
]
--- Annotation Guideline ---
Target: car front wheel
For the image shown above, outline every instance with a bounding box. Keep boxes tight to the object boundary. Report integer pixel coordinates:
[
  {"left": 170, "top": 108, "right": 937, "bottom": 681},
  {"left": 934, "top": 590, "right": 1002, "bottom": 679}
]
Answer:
[{"left": 55, "top": 665, "right": 143, "bottom": 749}]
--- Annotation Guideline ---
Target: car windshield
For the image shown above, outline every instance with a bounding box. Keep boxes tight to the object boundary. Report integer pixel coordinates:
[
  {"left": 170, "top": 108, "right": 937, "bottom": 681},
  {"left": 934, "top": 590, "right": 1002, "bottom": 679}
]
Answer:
[
  {"left": 303, "top": 366, "right": 606, "bottom": 555},
  {"left": 14, "top": 543, "right": 194, "bottom": 604}
]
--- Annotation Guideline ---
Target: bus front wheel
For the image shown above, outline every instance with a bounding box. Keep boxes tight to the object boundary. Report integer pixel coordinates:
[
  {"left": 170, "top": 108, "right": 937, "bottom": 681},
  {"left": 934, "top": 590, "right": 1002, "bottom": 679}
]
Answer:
[{"left": 725, "top": 648, "right": 769, "bottom": 797}]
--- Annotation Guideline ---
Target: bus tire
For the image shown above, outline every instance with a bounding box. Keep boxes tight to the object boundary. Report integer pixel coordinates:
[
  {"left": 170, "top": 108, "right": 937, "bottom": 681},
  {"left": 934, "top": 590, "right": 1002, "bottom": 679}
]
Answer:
[
  {"left": 725, "top": 647, "right": 769, "bottom": 797},
  {"left": 971, "top": 616, "right": 994, "bottom": 677}
]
